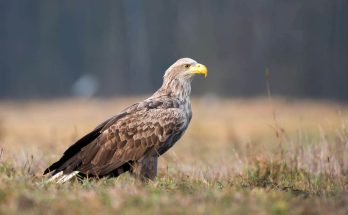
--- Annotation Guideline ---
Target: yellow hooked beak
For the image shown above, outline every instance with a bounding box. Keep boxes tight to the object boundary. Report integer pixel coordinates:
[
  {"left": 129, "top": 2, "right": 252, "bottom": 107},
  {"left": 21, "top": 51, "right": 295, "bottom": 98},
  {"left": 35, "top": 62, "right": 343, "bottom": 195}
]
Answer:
[{"left": 189, "top": 63, "right": 208, "bottom": 77}]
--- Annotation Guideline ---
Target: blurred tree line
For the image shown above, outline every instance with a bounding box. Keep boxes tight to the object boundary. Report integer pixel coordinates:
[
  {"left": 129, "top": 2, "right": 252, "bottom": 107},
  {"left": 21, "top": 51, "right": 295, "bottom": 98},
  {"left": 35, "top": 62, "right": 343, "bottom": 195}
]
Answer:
[{"left": 0, "top": 0, "right": 347, "bottom": 100}]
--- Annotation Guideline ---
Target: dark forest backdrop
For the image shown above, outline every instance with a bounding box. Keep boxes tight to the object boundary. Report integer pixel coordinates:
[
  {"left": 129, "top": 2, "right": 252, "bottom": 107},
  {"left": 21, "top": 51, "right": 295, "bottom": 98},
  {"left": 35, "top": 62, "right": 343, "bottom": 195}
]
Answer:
[{"left": 0, "top": 0, "right": 347, "bottom": 100}]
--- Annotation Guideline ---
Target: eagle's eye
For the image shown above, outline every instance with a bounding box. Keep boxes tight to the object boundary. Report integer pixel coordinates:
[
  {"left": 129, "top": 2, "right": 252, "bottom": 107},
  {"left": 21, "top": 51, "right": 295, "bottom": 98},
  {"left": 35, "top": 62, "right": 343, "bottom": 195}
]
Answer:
[{"left": 184, "top": 64, "right": 190, "bottom": 68}]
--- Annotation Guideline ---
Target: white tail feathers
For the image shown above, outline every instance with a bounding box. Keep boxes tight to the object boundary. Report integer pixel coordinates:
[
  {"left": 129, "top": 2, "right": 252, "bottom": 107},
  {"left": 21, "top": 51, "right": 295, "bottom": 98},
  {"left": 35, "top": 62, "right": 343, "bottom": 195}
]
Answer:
[{"left": 47, "top": 171, "right": 79, "bottom": 183}]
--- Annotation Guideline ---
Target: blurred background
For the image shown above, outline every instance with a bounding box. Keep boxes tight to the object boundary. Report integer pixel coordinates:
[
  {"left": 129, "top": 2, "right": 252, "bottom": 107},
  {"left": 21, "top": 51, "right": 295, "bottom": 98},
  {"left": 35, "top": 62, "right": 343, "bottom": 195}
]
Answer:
[
  {"left": 1, "top": 2, "right": 348, "bottom": 213},
  {"left": 1, "top": 0, "right": 347, "bottom": 100}
]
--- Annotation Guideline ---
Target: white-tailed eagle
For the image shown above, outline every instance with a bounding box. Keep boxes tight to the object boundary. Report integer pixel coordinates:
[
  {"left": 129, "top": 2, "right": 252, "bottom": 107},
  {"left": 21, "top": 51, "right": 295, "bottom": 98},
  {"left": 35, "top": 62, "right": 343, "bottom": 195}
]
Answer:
[{"left": 44, "top": 58, "right": 207, "bottom": 182}]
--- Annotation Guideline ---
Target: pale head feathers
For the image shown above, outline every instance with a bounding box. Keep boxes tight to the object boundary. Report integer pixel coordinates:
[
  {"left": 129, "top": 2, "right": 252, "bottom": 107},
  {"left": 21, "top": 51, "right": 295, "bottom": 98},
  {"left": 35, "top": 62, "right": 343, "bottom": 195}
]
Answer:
[
  {"left": 159, "top": 58, "right": 204, "bottom": 99},
  {"left": 163, "top": 58, "right": 198, "bottom": 81}
]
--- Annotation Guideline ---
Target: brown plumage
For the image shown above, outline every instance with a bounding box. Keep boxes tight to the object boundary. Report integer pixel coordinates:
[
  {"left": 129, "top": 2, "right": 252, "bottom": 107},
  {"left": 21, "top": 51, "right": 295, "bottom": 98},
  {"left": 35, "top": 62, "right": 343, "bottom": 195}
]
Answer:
[{"left": 44, "top": 58, "right": 208, "bottom": 182}]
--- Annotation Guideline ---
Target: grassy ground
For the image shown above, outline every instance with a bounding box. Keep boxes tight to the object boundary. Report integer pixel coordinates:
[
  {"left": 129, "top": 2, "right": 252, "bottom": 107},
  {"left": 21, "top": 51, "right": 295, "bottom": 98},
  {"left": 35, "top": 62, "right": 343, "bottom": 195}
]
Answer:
[{"left": 0, "top": 97, "right": 347, "bottom": 214}]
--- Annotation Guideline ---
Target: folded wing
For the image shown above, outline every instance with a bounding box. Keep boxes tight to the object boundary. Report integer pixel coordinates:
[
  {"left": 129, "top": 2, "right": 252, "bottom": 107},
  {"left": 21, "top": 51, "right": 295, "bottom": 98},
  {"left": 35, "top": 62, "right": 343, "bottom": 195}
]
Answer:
[{"left": 44, "top": 98, "right": 188, "bottom": 178}]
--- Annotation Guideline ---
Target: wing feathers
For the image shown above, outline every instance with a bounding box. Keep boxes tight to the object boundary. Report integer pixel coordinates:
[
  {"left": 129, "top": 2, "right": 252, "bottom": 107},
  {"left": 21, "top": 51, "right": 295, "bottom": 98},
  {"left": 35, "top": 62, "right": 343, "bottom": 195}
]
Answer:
[{"left": 45, "top": 97, "right": 189, "bottom": 179}]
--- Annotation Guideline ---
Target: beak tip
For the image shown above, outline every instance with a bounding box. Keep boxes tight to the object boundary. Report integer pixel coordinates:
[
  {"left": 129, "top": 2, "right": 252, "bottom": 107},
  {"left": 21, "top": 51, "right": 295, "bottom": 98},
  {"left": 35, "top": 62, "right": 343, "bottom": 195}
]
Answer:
[{"left": 190, "top": 63, "right": 208, "bottom": 78}]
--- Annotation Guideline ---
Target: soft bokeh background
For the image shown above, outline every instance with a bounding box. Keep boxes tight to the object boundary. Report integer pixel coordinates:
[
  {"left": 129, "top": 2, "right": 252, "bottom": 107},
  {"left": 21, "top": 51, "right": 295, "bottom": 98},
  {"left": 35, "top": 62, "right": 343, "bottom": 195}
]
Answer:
[
  {"left": 0, "top": 0, "right": 348, "bottom": 100},
  {"left": 1, "top": 2, "right": 348, "bottom": 214}
]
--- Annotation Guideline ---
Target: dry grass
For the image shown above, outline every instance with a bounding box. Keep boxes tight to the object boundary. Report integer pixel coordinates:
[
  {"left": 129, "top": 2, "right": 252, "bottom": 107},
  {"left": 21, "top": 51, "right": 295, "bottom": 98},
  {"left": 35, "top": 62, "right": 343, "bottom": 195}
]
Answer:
[{"left": 0, "top": 97, "right": 347, "bottom": 214}]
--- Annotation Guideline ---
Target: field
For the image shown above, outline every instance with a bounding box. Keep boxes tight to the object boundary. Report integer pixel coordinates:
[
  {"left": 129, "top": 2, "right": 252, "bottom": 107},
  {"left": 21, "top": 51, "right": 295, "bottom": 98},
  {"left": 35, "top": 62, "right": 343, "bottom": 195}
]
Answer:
[{"left": 0, "top": 97, "right": 347, "bottom": 215}]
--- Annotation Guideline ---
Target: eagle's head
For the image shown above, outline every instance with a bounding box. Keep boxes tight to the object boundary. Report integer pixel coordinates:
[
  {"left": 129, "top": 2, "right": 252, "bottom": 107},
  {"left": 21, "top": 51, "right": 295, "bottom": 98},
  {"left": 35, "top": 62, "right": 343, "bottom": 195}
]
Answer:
[
  {"left": 160, "top": 58, "right": 207, "bottom": 98},
  {"left": 164, "top": 58, "right": 208, "bottom": 82}
]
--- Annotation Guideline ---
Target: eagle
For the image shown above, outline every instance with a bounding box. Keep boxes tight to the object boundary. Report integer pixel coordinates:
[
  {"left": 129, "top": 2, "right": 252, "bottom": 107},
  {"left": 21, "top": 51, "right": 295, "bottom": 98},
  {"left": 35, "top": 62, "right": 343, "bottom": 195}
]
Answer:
[{"left": 44, "top": 58, "right": 207, "bottom": 182}]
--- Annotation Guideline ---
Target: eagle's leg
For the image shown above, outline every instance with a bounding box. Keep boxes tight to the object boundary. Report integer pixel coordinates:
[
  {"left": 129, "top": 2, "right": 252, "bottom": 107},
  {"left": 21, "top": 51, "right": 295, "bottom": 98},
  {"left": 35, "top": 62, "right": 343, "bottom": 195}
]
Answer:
[{"left": 131, "top": 155, "right": 158, "bottom": 181}]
